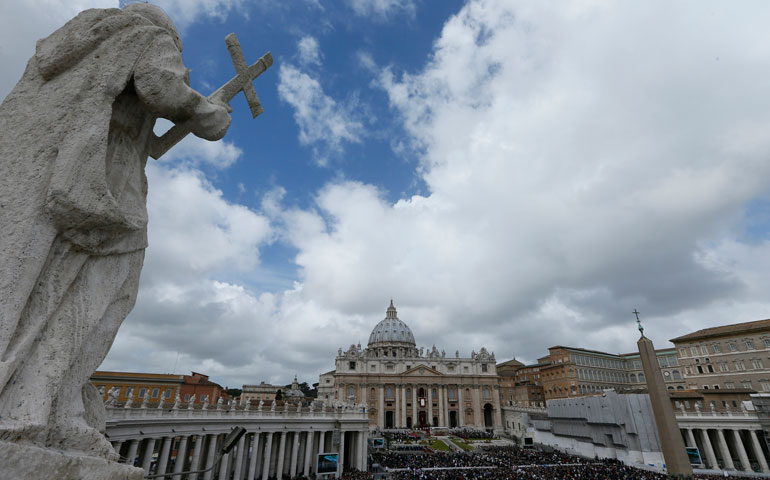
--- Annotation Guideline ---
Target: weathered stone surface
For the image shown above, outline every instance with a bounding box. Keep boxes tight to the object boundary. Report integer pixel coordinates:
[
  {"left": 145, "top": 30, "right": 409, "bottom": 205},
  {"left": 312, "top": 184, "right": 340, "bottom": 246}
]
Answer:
[
  {"left": 0, "top": 441, "right": 144, "bottom": 480},
  {"left": 0, "top": 2, "right": 230, "bottom": 472}
]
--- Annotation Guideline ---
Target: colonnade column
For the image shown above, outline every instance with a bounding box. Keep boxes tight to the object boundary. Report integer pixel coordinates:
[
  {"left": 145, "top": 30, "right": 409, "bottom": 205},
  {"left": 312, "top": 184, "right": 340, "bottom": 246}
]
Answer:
[
  {"left": 684, "top": 428, "right": 696, "bottom": 448},
  {"left": 412, "top": 388, "right": 418, "bottom": 427},
  {"left": 217, "top": 450, "right": 230, "bottom": 480},
  {"left": 731, "top": 430, "right": 752, "bottom": 472},
  {"left": 698, "top": 429, "right": 718, "bottom": 470},
  {"left": 337, "top": 431, "right": 345, "bottom": 477},
  {"left": 303, "top": 431, "right": 314, "bottom": 477},
  {"left": 188, "top": 435, "right": 204, "bottom": 479},
  {"left": 358, "top": 430, "right": 367, "bottom": 470},
  {"left": 473, "top": 386, "right": 481, "bottom": 427},
  {"left": 141, "top": 438, "right": 156, "bottom": 473},
  {"left": 438, "top": 386, "right": 444, "bottom": 427},
  {"left": 458, "top": 386, "right": 465, "bottom": 426},
  {"left": 290, "top": 432, "right": 300, "bottom": 477},
  {"left": 716, "top": 429, "right": 735, "bottom": 470},
  {"left": 232, "top": 433, "right": 247, "bottom": 479},
  {"left": 749, "top": 430, "right": 770, "bottom": 473},
  {"left": 261, "top": 432, "right": 274, "bottom": 480},
  {"left": 172, "top": 435, "right": 189, "bottom": 479},
  {"left": 203, "top": 434, "right": 219, "bottom": 480},
  {"left": 247, "top": 433, "right": 261, "bottom": 480},
  {"left": 156, "top": 436, "right": 173, "bottom": 477},
  {"left": 378, "top": 386, "right": 385, "bottom": 428},
  {"left": 125, "top": 439, "right": 140, "bottom": 467},
  {"left": 275, "top": 432, "right": 287, "bottom": 478}
]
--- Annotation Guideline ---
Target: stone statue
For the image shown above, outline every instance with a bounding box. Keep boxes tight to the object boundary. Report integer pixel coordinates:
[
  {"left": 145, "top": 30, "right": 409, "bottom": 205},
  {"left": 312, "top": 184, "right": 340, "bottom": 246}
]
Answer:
[
  {"left": 0, "top": 4, "right": 271, "bottom": 475},
  {"left": 217, "top": 397, "right": 224, "bottom": 410},
  {"left": 141, "top": 393, "right": 149, "bottom": 409},
  {"left": 124, "top": 391, "right": 134, "bottom": 409},
  {"left": 173, "top": 394, "right": 182, "bottom": 410},
  {"left": 188, "top": 394, "right": 196, "bottom": 410},
  {"left": 258, "top": 399, "right": 264, "bottom": 411},
  {"left": 270, "top": 400, "right": 276, "bottom": 412},
  {"left": 105, "top": 387, "right": 119, "bottom": 406}
]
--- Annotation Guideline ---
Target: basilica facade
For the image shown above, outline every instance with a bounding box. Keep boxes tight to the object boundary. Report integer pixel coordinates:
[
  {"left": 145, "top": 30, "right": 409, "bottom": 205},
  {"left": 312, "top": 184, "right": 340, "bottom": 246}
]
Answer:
[{"left": 318, "top": 301, "right": 503, "bottom": 432}]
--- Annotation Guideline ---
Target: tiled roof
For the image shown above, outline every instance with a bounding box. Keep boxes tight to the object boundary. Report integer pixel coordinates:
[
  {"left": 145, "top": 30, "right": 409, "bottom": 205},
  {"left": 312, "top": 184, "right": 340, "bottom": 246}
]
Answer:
[{"left": 670, "top": 319, "right": 770, "bottom": 343}]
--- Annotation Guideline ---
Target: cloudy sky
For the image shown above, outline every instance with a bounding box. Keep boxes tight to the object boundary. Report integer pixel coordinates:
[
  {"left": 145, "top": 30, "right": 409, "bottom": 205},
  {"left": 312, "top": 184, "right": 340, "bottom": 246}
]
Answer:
[{"left": 4, "top": 0, "right": 770, "bottom": 389}]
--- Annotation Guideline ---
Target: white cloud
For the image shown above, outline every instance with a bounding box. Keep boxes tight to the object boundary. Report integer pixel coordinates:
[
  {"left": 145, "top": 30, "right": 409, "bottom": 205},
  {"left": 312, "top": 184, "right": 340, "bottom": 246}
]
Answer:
[
  {"left": 297, "top": 36, "right": 322, "bottom": 67},
  {"left": 277, "top": 63, "right": 365, "bottom": 164},
  {"left": 122, "top": 0, "right": 245, "bottom": 29},
  {"left": 155, "top": 119, "right": 243, "bottom": 169},
  {"left": 271, "top": 0, "right": 770, "bottom": 367},
  {"left": 346, "top": 0, "right": 416, "bottom": 19}
]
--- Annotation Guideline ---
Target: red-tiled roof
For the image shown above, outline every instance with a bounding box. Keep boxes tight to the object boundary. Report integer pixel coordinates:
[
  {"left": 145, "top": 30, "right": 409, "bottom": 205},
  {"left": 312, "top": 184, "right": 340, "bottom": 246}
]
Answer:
[{"left": 670, "top": 319, "right": 770, "bottom": 343}]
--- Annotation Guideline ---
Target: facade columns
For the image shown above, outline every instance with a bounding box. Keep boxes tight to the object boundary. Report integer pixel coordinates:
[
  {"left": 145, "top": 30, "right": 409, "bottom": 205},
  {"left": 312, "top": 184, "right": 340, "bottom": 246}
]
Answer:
[
  {"left": 698, "top": 429, "right": 718, "bottom": 470},
  {"left": 290, "top": 432, "right": 300, "bottom": 477},
  {"left": 428, "top": 386, "right": 434, "bottom": 426},
  {"left": 378, "top": 386, "right": 385, "bottom": 427},
  {"left": 731, "top": 429, "right": 752, "bottom": 472},
  {"left": 172, "top": 435, "right": 189, "bottom": 479},
  {"left": 492, "top": 387, "right": 503, "bottom": 430},
  {"left": 716, "top": 429, "right": 736, "bottom": 470},
  {"left": 473, "top": 386, "right": 482, "bottom": 427},
  {"left": 394, "top": 386, "right": 400, "bottom": 428},
  {"left": 412, "top": 387, "right": 418, "bottom": 427},
  {"left": 125, "top": 439, "right": 140, "bottom": 467},
  {"left": 749, "top": 430, "right": 770, "bottom": 473},
  {"left": 358, "top": 430, "right": 367, "bottom": 470},
  {"left": 141, "top": 438, "right": 156, "bottom": 473},
  {"left": 458, "top": 386, "right": 465, "bottom": 426},
  {"left": 401, "top": 386, "right": 407, "bottom": 427},
  {"left": 247, "top": 433, "right": 261, "bottom": 480},
  {"left": 261, "top": 432, "right": 274, "bottom": 480},
  {"left": 156, "top": 436, "right": 173, "bottom": 477},
  {"left": 438, "top": 386, "right": 445, "bottom": 427},
  {"left": 232, "top": 433, "right": 246, "bottom": 480},
  {"left": 303, "top": 431, "right": 314, "bottom": 477}
]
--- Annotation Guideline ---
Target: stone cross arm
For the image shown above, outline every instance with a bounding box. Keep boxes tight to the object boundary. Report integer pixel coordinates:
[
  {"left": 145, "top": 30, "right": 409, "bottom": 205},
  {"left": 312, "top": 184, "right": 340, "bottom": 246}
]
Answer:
[{"left": 150, "top": 33, "right": 272, "bottom": 159}]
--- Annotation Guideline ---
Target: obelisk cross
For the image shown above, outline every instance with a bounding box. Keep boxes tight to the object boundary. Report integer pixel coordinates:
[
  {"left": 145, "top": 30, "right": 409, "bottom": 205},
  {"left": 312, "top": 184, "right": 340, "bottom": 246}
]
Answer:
[
  {"left": 150, "top": 33, "right": 273, "bottom": 159},
  {"left": 633, "top": 309, "right": 644, "bottom": 336}
]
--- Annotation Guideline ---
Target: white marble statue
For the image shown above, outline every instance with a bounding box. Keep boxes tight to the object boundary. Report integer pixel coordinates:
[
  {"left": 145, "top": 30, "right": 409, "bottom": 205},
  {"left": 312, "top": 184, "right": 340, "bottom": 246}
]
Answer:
[{"left": 0, "top": 3, "right": 242, "bottom": 465}]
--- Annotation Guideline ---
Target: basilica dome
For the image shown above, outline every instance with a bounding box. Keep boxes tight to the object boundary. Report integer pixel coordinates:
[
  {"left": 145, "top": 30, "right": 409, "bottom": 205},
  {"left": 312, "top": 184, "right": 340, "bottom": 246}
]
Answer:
[{"left": 368, "top": 300, "right": 416, "bottom": 347}]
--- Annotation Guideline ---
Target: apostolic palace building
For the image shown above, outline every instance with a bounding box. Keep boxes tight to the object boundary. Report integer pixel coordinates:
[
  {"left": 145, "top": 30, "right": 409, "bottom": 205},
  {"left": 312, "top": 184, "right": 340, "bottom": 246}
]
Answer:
[{"left": 318, "top": 301, "right": 503, "bottom": 432}]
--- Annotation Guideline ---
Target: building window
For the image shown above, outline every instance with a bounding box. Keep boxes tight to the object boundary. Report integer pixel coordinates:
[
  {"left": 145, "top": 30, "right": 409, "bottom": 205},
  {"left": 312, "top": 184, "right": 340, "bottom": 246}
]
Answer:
[
  {"left": 151, "top": 388, "right": 160, "bottom": 398},
  {"left": 713, "top": 344, "right": 722, "bottom": 353},
  {"left": 700, "top": 345, "right": 708, "bottom": 355},
  {"left": 639, "top": 373, "right": 645, "bottom": 382},
  {"left": 679, "top": 348, "right": 687, "bottom": 357},
  {"left": 348, "top": 386, "right": 355, "bottom": 397},
  {"left": 484, "top": 388, "right": 490, "bottom": 399},
  {"left": 385, "top": 387, "right": 393, "bottom": 399},
  {"left": 719, "top": 362, "right": 729, "bottom": 372},
  {"left": 448, "top": 388, "right": 455, "bottom": 399},
  {"left": 481, "top": 364, "right": 488, "bottom": 372},
  {"left": 736, "top": 360, "right": 746, "bottom": 371},
  {"left": 764, "top": 338, "right": 770, "bottom": 348},
  {"left": 690, "top": 346, "right": 698, "bottom": 356},
  {"left": 753, "top": 359, "right": 763, "bottom": 369},
  {"left": 139, "top": 387, "right": 147, "bottom": 398},
  {"left": 164, "top": 388, "right": 173, "bottom": 399},
  {"left": 349, "top": 361, "right": 356, "bottom": 370},
  {"left": 184, "top": 394, "right": 190, "bottom": 401},
  {"left": 761, "top": 381, "right": 770, "bottom": 392},
  {"left": 728, "top": 342, "right": 738, "bottom": 352},
  {"left": 742, "top": 381, "right": 753, "bottom": 389},
  {"left": 707, "top": 364, "right": 714, "bottom": 373},
  {"left": 726, "top": 382, "right": 735, "bottom": 389},
  {"left": 672, "top": 370, "right": 682, "bottom": 380},
  {"left": 746, "top": 340, "right": 755, "bottom": 350}
]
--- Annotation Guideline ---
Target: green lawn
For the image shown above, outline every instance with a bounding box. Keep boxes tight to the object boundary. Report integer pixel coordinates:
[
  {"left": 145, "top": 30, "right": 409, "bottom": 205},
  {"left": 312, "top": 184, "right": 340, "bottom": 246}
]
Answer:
[
  {"left": 450, "top": 438, "right": 473, "bottom": 451},
  {"left": 429, "top": 439, "right": 450, "bottom": 451}
]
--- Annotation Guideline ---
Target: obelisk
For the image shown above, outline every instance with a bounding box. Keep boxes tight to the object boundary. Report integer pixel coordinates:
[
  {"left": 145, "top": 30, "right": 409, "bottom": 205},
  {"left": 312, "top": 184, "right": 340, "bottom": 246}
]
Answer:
[{"left": 635, "top": 310, "right": 693, "bottom": 477}]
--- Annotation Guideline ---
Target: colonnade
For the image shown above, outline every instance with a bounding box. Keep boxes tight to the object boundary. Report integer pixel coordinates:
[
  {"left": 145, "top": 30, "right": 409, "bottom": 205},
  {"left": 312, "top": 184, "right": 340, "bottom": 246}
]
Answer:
[
  {"left": 369, "top": 382, "right": 503, "bottom": 431},
  {"left": 681, "top": 427, "right": 770, "bottom": 474},
  {"left": 112, "top": 429, "right": 367, "bottom": 479},
  {"left": 104, "top": 404, "right": 369, "bottom": 479}
]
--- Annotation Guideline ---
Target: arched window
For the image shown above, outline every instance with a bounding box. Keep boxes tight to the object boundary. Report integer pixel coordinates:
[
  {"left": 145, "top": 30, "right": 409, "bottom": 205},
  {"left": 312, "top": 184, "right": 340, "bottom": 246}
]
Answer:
[
  {"left": 407, "top": 388, "right": 411, "bottom": 398},
  {"left": 630, "top": 374, "right": 637, "bottom": 383},
  {"left": 638, "top": 373, "right": 645, "bottom": 382},
  {"left": 385, "top": 387, "right": 393, "bottom": 399},
  {"left": 484, "top": 388, "right": 490, "bottom": 399},
  {"left": 348, "top": 386, "right": 355, "bottom": 397},
  {"left": 432, "top": 388, "right": 437, "bottom": 399},
  {"left": 672, "top": 370, "right": 682, "bottom": 380}
]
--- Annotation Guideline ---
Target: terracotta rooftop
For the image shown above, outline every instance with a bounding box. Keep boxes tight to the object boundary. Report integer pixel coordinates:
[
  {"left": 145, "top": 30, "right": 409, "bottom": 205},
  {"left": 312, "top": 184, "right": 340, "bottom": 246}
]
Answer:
[{"left": 669, "top": 319, "right": 770, "bottom": 343}]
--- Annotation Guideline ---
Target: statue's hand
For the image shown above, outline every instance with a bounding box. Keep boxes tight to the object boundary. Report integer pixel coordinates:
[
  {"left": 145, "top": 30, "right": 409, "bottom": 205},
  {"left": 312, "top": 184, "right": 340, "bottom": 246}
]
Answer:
[{"left": 187, "top": 98, "right": 232, "bottom": 141}]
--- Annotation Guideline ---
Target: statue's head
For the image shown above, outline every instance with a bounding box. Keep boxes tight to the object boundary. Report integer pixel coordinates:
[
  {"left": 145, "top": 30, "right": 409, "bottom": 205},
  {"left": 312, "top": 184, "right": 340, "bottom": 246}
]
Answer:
[{"left": 124, "top": 3, "right": 183, "bottom": 52}]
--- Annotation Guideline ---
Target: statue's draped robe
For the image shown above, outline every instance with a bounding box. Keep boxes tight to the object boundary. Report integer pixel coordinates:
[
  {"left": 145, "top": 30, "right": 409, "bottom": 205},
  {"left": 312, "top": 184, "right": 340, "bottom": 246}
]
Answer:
[{"left": 0, "top": 8, "right": 206, "bottom": 454}]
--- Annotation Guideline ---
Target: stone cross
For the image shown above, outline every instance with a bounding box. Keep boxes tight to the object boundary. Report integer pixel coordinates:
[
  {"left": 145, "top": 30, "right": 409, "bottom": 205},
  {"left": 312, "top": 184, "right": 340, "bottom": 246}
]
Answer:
[{"left": 150, "top": 33, "right": 272, "bottom": 159}]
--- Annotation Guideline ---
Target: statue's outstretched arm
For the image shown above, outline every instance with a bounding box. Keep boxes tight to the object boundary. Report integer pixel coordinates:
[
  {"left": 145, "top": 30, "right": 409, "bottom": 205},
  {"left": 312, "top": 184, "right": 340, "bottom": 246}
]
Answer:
[{"left": 133, "top": 34, "right": 231, "bottom": 141}]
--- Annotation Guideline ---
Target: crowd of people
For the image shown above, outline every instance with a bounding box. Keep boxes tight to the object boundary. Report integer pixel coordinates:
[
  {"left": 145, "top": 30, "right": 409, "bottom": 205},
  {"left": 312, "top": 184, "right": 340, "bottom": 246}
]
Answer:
[{"left": 449, "top": 428, "right": 495, "bottom": 440}]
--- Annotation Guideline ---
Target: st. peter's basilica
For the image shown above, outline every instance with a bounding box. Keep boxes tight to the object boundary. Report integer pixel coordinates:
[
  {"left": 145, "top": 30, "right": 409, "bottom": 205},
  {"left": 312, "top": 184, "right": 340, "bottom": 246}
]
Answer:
[{"left": 318, "top": 301, "right": 503, "bottom": 432}]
